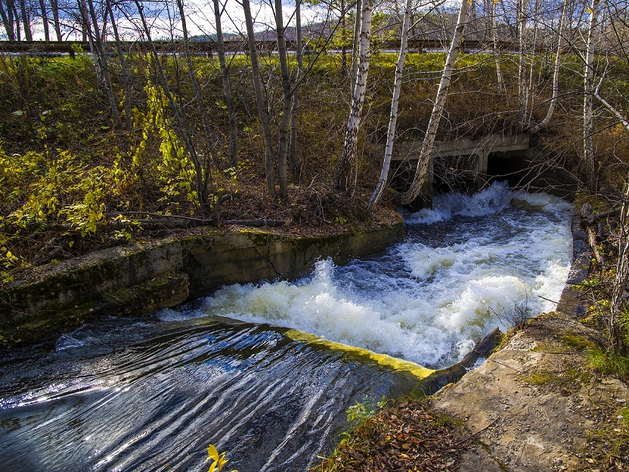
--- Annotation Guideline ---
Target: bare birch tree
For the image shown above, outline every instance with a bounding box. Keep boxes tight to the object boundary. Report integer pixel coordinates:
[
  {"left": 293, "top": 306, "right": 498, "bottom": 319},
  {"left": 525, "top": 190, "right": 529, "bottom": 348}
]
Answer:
[
  {"left": 242, "top": 0, "right": 275, "bottom": 197},
  {"left": 398, "top": 0, "right": 470, "bottom": 207},
  {"left": 367, "top": 0, "right": 413, "bottom": 212},
  {"left": 106, "top": 0, "right": 132, "bottom": 131},
  {"left": 335, "top": 0, "right": 373, "bottom": 192},
  {"left": 19, "top": 0, "right": 31, "bottom": 41},
  {"left": 351, "top": 0, "right": 362, "bottom": 82},
  {"left": 583, "top": 0, "right": 601, "bottom": 191},
  {"left": 529, "top": 0, "right": 568, "bottom": 133},
  {"left": 486, "top": 0, "right": 504, "bottom": 92},
  {"left": 38, "top": 0, "right": 49, "bottom": 40},
  {"left": 50, "top": 0, "right": 61, "bottom": 40},
  {"left": 274, "top": 0, "right": 292, "bottom": 200},
  {"left": 79, "top": 0, "right": 121, "bottom": 126},
  {"left": 517, "top": 0, "right": 532, "bottom": 124},
  {"left": 0, "top": 0, "right": 16, "bottom": 40},
  {"left": 289, "top": 0, "right": 304, "bottom": 182}
]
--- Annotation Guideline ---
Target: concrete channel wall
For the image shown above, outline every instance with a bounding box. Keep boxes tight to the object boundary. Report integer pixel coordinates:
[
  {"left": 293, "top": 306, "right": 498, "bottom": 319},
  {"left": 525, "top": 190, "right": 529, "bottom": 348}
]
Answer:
[{"left": 0, "top": 223, "right": 404, "bottom": 343}]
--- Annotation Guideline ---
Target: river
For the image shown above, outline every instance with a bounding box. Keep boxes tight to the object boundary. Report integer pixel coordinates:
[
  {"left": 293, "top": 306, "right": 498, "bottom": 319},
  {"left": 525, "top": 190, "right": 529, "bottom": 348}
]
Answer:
[{"left": 0, "top": 182, "right": 573, "bottom": 471}]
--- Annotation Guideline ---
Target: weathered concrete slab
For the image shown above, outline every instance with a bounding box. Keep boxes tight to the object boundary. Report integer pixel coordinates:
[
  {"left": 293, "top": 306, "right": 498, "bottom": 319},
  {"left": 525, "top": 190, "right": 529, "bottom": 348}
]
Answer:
[
  {"left": 432, "top": 314, "right": 626, "bottom": 471},
  {"left": 391, "top": 134, "right": 531, "bottom": 162},
  {"left": 0, "top": 222, "right": 404, "bottom": 343}
]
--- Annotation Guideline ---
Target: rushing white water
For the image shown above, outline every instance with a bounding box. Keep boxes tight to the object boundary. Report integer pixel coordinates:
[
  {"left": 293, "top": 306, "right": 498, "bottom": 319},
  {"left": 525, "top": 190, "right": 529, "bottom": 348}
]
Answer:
[
  {"left": 0, "top": 182, "right": 574, "bottom": 472},
  {"left": 183, "top": 182, "right": 573, "bottom": 368}
]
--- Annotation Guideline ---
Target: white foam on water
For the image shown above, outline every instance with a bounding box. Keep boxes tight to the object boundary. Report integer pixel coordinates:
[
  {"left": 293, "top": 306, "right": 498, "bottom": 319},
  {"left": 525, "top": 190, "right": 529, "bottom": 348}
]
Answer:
[
  {"left": 403, "top": 181, "right": 514, "bottom": 224},
  {"left": 190, "top": 183, "right": 573, "bottom": 368}
]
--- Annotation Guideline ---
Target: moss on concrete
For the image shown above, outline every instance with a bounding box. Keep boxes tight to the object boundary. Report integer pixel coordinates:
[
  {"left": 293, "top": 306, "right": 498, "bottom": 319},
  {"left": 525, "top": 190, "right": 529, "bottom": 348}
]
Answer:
[{"left": 1, "top": 222, "right": 404, "bottom": 345}]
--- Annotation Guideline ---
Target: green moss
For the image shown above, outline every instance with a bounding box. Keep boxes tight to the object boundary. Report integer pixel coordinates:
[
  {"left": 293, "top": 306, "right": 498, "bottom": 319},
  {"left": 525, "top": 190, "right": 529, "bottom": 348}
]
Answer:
[
  {"left": 618, "top": 406, "right": 629, "bottom": 428},
  {"left": 564, "top": 367, "right": 590, "bottom": 384},
  {"left": 588, "top": 347, "right": 629, "bottom": 380},
  {"left": 561, "top": 334, "right": 596, "bottom": 351},
  {"left": 523, "top": 371, "right": 555, "bottom": 385}
]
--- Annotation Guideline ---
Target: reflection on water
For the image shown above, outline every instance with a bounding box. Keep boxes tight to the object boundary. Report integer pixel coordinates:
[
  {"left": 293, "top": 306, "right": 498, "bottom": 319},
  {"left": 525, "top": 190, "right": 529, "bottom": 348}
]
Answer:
[{"left": 0, "top": 319, "right": 420, "bottom": 471}]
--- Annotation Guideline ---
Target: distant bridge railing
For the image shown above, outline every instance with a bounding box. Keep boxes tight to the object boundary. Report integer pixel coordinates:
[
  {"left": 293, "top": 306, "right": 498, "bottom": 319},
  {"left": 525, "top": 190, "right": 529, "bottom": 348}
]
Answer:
[{"left": 0, "top": 39, "right": 521, "bottom": 56}]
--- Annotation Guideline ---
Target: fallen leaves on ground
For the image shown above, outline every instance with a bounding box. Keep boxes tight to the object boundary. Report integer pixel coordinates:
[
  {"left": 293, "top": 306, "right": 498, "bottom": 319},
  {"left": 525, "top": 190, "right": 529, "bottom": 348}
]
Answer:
[{"left": 313, "top": 399, "right": 469, "bottom": 472}]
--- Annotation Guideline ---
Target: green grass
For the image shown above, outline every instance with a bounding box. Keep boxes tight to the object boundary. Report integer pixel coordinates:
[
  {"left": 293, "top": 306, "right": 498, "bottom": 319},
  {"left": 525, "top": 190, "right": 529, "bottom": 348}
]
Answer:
[{"left": 588, "top": 348, "right": 629, "bottom": 381}]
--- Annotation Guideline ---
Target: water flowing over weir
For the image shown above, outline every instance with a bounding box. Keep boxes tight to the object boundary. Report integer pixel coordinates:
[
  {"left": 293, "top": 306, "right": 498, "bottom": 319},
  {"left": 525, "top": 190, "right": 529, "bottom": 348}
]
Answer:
[
  {"left": 199, "top": 182, "right": 572, "bottom": 368},
  {"left": 0, "top": 182, "right": 573, "bottom": 471}
]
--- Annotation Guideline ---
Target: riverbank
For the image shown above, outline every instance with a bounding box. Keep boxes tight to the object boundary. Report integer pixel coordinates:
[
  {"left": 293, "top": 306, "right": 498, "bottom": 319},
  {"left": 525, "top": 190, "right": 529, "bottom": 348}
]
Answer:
[
  {"left": 0, "top": 211, "right": 403, "bottom": 346},
  {"left": 314, "top": 313, "right": 629, "bottom": 472},
  {"left": 313, "top": 213, "right": 629, "bottom": 471}
]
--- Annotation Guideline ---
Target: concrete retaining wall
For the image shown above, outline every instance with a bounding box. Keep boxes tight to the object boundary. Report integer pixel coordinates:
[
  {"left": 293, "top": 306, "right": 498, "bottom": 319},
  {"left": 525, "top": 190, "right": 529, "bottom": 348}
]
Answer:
[{"left": 0, "top": 223, "right": 404, "bottom": 343}]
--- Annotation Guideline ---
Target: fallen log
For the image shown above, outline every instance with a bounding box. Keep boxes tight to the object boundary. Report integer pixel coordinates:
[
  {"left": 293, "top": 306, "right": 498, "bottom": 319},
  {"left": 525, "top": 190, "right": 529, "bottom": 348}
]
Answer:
[
  {"left": 413, "top": 327, "right": 502, "bottom": 395},
  {"left": 580, "top": 203, "right": 607, "bottom": 266},
  {"left": 587, "top": 226, "right": 605, "bottom": 266}
]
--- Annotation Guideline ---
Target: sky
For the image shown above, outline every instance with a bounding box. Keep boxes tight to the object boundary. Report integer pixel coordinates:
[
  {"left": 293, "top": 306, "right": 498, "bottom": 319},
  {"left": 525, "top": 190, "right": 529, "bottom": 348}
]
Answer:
[{"left": 19, "top": 0, "right": 335, "bottom": 41}]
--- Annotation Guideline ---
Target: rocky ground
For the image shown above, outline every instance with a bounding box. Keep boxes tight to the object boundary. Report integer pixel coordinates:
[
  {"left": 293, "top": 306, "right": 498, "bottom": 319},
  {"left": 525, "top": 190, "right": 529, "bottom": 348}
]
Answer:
[
  {"left": 315, "top": 313, "right": 629, "bottom": 472},
  {"left": 434, "top": 313, "right": 629, "bottom": 471}
]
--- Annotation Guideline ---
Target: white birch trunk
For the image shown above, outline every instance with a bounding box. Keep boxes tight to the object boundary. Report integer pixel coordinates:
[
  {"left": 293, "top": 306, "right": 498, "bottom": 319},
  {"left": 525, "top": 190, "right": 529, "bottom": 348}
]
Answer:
[
  {"left": 525, "top": 0, "right": 540, "bottom": 126},
  {"left": 275, "top": 0, "right": 292, "bottom": 200},
  {"left": 335, "top": 0, "right": 373, "bottom": 192},
  {"left": 583, "top": 0, "right": 600, "bottom": 191},
  {"left": 367, "top": 0, "right": 413, "bottom": 212},
  {"left": 289, "top": 0, "right": 304, "bottom": 182},
  {"left": 398, "top": 0, "right": 470, "bottom": 206},
  {"left": 351, "top": 0, "right": 363, "bottom": 87},
  {"left": 487, "top": 0, "right": 504, "bottom": 92},
  {"left": 530, "top": 0, "right": 567, "bottom": 133},
  {"left": 517, "top": 0, "right": 530, "bottom": 123}
]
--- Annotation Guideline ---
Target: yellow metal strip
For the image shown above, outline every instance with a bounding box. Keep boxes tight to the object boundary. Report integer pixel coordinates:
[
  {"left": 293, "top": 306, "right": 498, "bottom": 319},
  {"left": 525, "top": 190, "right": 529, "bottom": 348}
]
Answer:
[{"left": 284, "top": 329, "right": 435, "bottom": 379}]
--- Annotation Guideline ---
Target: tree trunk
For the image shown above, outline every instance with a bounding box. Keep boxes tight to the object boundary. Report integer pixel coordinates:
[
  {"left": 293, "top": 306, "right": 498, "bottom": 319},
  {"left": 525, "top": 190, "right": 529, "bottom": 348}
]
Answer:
[
  {"left": 242, "top": 0, "right": 275, "bottom": 197},
  {"left": 50, "top": 0, "right": 61, "bottom": 40},
  {"left": 78, "top": 0, "right": 102, "bottom": 82},
  {"left": 517, "top": 0, "right": 530, "bottom": 124},
  {"left": 177, "top": 0, "right": 213, "bottom": 146},
  {"left": 275, "top": 0, "right": 292, "bottom": 200},
  {"left": 367, "top": 0, "right": 413, "bottom": 213},
  {"left": 19, "top": 0, "right": 31, "bottom": 41},
  {"left": 351, "top": 0, "right": 362, "bottom": 85},
  {"left": 11, "top": 0, "right": 21, "bottom": 41},
  {"left": 583, "top": 0, "right": 600, "bottom": 191},
  {"left": 610, "top": 174, "right": 629, "bottom": 354},
  {"left": 487, "top": 0, "right": 504, "bottom": 92},
  {"left": 177, "top": 0, "right": 217, "bottom": 197},
  {"left": 106, "top": 0, "right": 132, "bottom": 131},
  {"left": 38, "top": 0, "right": 50, "bottom": 41},
  {"left": 0, "top": 0, "right": 16, "bottom": 41},
  {"left": 85, "top": 0, "right": 120, "bottom": 126},
  {"left": 289, "top": 0, "right": 304, "bottom": 183},
  {"left": 398, "top": 0, "right": 470, "bottom": 207},
  {"left": 530, "top": 0, "right": 567, "bottom": 133},
  {"left": 524, "top": 0, "right": 541, "bottom": 126},
  {"left": 212, "top": 0, "right": 238, "bottom": 166},
  {"left": 341, "top": 0, "right": 347, "bottom": 76},
  {"left": 336, "top": 0, "right": 373, "bottom": 192}
]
